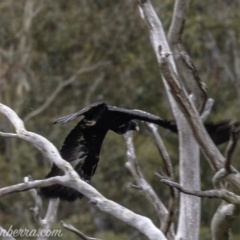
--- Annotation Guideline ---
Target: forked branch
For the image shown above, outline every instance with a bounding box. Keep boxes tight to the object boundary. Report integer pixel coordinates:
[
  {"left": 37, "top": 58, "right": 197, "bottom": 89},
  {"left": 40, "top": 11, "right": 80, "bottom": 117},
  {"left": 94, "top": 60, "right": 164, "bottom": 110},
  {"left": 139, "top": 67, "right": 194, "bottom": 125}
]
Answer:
[{"left": 0, "top": 103, "right": 166, "bottom": 240}]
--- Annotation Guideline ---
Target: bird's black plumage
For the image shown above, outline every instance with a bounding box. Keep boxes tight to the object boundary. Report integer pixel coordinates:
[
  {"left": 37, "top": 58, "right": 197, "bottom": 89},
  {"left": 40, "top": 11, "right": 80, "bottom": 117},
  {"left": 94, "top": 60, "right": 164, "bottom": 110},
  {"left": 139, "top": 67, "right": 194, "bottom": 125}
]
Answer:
[
  {"left": 40, "top": 102, "right": 238, "bottom": 201},
  {"left": 165, "top": 120, "right": 240, "bottom": 145},
  {"left": 40, "top": 102, "right": 174, "bottom": 201}
]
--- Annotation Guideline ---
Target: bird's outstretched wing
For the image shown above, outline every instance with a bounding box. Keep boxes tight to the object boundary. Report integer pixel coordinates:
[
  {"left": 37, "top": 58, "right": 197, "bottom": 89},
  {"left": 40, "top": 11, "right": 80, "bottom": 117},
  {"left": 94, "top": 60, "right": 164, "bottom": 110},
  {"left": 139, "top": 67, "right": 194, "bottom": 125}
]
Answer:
[
  {"left": 40, "top": 120, "right": 108, "bottom": 201},
  {"left": 54, "top": 102, "right": 107, "bottom": 124},
  {"left": 159, "top": 120, "right": 239, "bottom": 145},
  {"left": 204, "top": 121, "right": 240, "bottom": 145},
  {"left": 107, "top": 105, "right": 176, "bottom": 131}
]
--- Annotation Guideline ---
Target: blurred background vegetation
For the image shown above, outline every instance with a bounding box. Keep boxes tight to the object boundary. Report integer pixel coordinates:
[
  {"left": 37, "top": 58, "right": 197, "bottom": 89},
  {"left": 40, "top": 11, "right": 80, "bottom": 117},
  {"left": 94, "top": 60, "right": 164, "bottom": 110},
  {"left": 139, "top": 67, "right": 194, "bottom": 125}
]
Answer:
[{"left": 0, "top": 0, "right": 240, "bottom": 239}]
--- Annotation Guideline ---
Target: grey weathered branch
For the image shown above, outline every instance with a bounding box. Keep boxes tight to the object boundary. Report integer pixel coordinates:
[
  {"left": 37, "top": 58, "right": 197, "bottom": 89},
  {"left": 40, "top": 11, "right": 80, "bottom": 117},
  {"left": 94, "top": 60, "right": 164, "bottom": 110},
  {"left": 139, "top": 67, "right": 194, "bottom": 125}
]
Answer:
[
  {"left": 0, "top": 103, "right": 166, "bottom": 240},
  {"left": 211, "top": 202, "right": 236, "bottom": 240},
  {"left": 61, "top": 221, "right": 101, "bottom": 240},
  {"left": 168, "top": 0, "right": 207, "bottom": 113},
  {"left": 156, "top": 48, "right": 240, "bottom": 191},
  {"left": 0, "top": 132, "right": 18, "bottom": 138},
  {"left": 211, "top": 126, "right": 239, "bottom": 190},
  {"left": 44, "top": 199, "right": 59, "bottom": 226},
  {"left": 24, "top": 176, "right": 43, "bottom": 224},
  {"left": 167, "top": 0, "right": 190, "bottom": 48},
  {"left": 24, "top": 176, "right": 59, "bottom": 240},
  {"left": 0, "top": 177, "right": 66, "bottom": 197},
  {"left": 162, "top": 175, "right": 238, "bottom": 239},
  {"left": 127, "top": 183, "right": 143, "bottom": 190},
  {"left": 212, "top": 169, "right": 229, "bottom": 190},
  {"left": 200, "top": 98, "right": 214, "bottom": 121},
  {"left": 161, "top": 179, "right": 240, "bottom": 205},
  {"left": 37, "top": 199, "right": 59, "bottom": 240},
  {"left": 124, "top": 131, "right": 174, "bottom": 238},
  {"left": 23, "top": 62, "right": 109, "bottom": 123},
  {"left": 225, "top": 125, "right": 239, "bottom": 174},
  {"left": 145, "top": 123, "right": 174, "bottom": 180},
  {"left": 145, "top": 123, "right": 176, "bottom": 235},
  {"left": 137, "top": 1, "right": 201, "bottom": 239}
]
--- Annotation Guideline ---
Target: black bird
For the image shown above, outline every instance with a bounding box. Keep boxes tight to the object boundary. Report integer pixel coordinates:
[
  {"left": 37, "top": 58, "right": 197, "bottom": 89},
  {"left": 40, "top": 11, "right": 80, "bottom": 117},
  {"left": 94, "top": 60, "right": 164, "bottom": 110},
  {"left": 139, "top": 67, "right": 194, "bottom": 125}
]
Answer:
[
  {"left": 40, "top": 102, "right": 175, "bottom": 201},
  {"left": 40, "top": 102, "right": 238, "bottom": 201},
  {"left": 166, "top": 120, "right": 240, "bottom": 145}
]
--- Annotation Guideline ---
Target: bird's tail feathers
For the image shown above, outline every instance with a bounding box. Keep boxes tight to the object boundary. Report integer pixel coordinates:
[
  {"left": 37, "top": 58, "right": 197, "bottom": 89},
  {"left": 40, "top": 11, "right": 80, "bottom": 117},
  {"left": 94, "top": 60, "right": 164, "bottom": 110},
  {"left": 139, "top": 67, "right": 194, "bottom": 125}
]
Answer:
[
  {"left": 40, "top": 183, "right": 83, "bottom": 201},
  {"left": 39, "top": 164, "right": 83, "bottom": 201}
]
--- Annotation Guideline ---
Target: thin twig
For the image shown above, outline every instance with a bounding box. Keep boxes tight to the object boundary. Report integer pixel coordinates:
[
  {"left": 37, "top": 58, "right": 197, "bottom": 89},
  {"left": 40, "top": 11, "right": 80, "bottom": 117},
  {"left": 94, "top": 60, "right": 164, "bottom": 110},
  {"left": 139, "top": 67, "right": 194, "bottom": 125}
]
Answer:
[
  {"left": 161, "top": 179, "right": 240, "bottom": 205},
  {"left": 145, "top": 123, "right": 176, "bottom": 235},
  {"left": 225, "top": 125, "right": 239, "bottom": 174},
  {"left": 201, "top": 98, "right": 214, "bottom": 121},
  {"left": 145, "top": 123, "right": 174, "bottom": 180},
  {"left": 61, "top": 221, "right": 101, "bottom": 240},
  {"left": 127, "top": 183, "right": 143, "bottom": 190},
  {"left": 0, "top": 132, "right": 18, "bottom": 138},
  {"left": 124, "top": 131, "right": 172, "bottom": 235},
  {"left": 212, "top": 169, "right": 228, "bottom": 190},
  {"left": 24, "top": 176, "right": 43, "bottom": 224}
]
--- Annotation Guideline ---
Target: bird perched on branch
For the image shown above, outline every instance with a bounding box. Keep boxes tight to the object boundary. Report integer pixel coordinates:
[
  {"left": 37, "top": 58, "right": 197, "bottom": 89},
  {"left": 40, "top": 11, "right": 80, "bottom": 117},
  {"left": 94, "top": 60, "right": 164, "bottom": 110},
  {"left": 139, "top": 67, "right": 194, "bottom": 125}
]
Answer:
[
  {"left": 40, "top": 102, "right": 176, "bottom": 201},
  {"left": 40, "top": 102, "right": 238, "bottom": 201}
]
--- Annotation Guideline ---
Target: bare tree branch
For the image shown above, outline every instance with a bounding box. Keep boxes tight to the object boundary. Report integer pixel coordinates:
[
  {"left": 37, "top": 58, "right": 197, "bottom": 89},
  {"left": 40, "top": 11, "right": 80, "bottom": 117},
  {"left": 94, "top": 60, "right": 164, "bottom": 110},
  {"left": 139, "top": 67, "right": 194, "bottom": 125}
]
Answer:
[
  {"left": 127, "top": 183, "right": 143, "bottom": 190},
  {"left": 168, "top": 0, "right": 207, "bottom": 113},
  {"left": 145, "top": 123, "right": 176, "bottom": 236},
  {"left": 61, "top": 221, "right": 101, "bottom": 240},
  {"left": 123, "top": 131, "right": 173, "bottom": 238},
  {"left": 145, "top": 123, "right": 174, "bottom": 180},
  {"left": 0, "top": 103, "right": 167, "bottom": 240},
  {"left": 38, "top": 199, "right": 59, "bottom": 240},
  {"left": 200, "top": 98, "right": 214, "bottom": 121},
  {"left": 24, "top": 176, "right": 59, "bottom": 240},
  {"left": 211, "top": 126, "right": 239, "bottom": 190},
  {"left": 162, "top": 176, "right": 238, "bottom": 238},
  {"left": 168, "top": 0, "right": 190, "bottom": 48},
  {"left": 44, "top": 199, "right": 59, "bottom": 226},
  {"left": 156, "top": 47, "right": 240, "bottom": 192},
  {"left": 161, "top": 179, "right": 240, "bottom": 205},
  {"left": 0, "top": 132, "right": 18, "bottom": 138},
  {"left": 212, "top": 169, "right": 228, "bottom": 190},
  {"left": 211, "top": 202, "right": 236, "bottom": 240},
  {"left": 24, "top": 176, "right": 43, "bottom": 224},
  {"left": 225, "top": 125, "right": 239, "bottom": 174},
  {"left": 137, "top": 1, "right": 201, "bottom": 239},
  {"left": 0, "top": 177, "right": 65, "bottom": 198},
  {"left": 23, "top": 62, "right": 109, "bottom": 123}
]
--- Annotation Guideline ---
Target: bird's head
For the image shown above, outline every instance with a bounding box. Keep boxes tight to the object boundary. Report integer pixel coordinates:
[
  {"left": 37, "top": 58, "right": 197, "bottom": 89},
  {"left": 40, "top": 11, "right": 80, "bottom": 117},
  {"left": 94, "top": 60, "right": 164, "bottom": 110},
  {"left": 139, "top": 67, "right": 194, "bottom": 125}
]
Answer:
[
  {"left": 113, "top": 121, "right": 139, "bottom": 134},
  {"left": 128, "top": 120, "right": 139, "bottom": 132}
]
